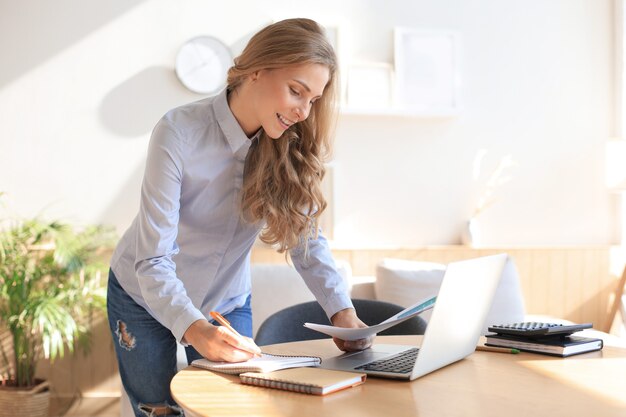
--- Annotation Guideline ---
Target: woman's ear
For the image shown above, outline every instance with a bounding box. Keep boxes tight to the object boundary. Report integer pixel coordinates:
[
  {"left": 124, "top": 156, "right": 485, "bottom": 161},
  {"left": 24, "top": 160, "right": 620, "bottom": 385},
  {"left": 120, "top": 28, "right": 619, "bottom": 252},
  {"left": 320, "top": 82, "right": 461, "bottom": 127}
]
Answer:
[{"left": 250, "top": 70, "right": 260, "bottom": 82}]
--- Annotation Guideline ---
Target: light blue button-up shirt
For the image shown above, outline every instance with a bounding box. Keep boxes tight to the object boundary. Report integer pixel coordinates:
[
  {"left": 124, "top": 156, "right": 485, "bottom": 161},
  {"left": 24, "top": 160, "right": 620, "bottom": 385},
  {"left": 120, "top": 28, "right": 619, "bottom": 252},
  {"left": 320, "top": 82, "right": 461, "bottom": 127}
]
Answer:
[{"left": 110, "top": 89, "right": 352, "bottom": 343}]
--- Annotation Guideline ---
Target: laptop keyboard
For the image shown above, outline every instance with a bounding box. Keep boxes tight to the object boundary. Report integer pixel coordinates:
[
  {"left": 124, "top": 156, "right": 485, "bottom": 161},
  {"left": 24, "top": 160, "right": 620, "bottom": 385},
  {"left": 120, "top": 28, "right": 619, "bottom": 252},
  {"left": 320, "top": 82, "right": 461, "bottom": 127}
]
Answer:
[{"left": 355, "top": 348, "right": 420, "bottom": 374}]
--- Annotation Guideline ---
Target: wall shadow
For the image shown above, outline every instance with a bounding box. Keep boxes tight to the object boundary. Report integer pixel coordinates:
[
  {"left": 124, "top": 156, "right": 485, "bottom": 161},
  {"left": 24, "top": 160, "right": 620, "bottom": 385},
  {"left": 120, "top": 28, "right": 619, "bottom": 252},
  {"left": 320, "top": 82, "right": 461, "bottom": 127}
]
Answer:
[
  {"left": 230, "top": 21, "right": 273, "bottom": 57},
  {"left": 97, "top": 161, "right": 144, "bottom": 234},
  {"left": 99, "top": 66, "right": 201, "bottom": 138},
  {"left": 0, "top": 0, "right": 146, "bottom": 89}
]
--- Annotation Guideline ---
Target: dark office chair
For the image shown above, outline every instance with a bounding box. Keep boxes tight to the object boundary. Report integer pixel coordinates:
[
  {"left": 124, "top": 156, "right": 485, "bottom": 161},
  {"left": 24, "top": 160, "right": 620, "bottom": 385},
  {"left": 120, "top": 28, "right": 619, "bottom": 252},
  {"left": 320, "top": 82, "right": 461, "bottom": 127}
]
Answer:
[{"left": 254, "top": 298, "right": 428, "bottom": 346}]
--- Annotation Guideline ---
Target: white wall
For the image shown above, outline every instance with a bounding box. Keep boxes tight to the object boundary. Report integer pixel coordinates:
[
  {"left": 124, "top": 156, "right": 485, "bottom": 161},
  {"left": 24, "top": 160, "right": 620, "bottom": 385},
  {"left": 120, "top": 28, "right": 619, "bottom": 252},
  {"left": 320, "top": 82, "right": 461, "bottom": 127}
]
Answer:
[{"left": 0, "top": 0, "right": 617, "bottom": 247}]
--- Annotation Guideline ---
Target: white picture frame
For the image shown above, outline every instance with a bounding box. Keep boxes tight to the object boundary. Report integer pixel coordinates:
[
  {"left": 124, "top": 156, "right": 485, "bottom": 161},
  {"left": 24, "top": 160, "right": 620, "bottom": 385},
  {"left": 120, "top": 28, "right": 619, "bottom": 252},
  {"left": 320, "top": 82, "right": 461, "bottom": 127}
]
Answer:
[
  {"left": 322, "top": 23, "right": 350, "bottom": 106},
  {"left": 323, "top": 25, "right": 340, "bottom": 54},
  {"left": 346, "top": 62, "right": 394, "bottom": 111},
  {"left": 319, "top": 163, "right": 335, "bottom": 240},
  {"left": 394, "top": 28, "right": 460, "bottom": 115}
]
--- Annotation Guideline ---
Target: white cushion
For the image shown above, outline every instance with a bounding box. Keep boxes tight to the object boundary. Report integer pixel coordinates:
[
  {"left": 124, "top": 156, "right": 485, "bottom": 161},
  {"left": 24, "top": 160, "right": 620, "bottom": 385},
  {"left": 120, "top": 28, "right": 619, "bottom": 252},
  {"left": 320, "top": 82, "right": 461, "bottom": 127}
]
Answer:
[
  {"left": 375, "top": 259, "right": 446, "bottom": 322},
  {"left": 375, "top": 257, "right": 526, "bottom": 334},
  {"left": 250, "top": 261, "right": 351, "bottom": 336}
]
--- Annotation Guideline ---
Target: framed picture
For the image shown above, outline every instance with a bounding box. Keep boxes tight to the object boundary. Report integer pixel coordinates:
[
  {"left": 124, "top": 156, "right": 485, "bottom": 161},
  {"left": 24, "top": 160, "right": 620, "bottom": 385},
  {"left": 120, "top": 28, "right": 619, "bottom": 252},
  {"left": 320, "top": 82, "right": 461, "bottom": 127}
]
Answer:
[
  {"left": 319, "top": 163, "right": 335, "bottom": 240},
  {"left": 394, "top": 28, "right": 460, "bottom": 114},
  {"left": 322, "top": 23, "right": 350, "bottom": 106},
  {"left": 346, "top": 62, "right": 394, "bottom": 111},
  {"left": 323, "top": 25, "right": 340, "bottom": 53}
]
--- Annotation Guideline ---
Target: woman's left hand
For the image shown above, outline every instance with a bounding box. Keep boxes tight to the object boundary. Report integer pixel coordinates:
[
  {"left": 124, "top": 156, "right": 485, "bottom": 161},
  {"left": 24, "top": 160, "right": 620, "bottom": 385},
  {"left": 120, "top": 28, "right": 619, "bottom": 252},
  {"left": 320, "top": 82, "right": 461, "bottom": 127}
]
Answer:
[{"left": 330, "top": 308, "right": 374, "bottom": 352}]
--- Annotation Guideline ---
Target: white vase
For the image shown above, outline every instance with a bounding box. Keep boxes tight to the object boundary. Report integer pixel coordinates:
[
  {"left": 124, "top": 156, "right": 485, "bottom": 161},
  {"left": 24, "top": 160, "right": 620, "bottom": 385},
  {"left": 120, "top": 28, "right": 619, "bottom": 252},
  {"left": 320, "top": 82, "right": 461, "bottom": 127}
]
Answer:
[{"left": 461, "top": 217, "right": 481, "bottom": 247}]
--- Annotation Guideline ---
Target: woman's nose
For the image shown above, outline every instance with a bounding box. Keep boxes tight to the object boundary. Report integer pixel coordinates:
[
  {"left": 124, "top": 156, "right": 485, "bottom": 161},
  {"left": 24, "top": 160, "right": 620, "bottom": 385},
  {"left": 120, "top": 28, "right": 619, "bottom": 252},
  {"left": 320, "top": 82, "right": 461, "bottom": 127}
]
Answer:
[{"left": 294, "top": 105, "right": 309, "bottom": 122}]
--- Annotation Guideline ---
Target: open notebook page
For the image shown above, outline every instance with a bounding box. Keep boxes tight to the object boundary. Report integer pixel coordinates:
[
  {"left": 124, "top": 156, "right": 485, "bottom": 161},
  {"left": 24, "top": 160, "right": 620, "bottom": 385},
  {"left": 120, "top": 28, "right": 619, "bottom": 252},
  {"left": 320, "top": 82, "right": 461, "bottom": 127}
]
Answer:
[{"left": 192, "top": 353, "right": 321, "bottom": 375}]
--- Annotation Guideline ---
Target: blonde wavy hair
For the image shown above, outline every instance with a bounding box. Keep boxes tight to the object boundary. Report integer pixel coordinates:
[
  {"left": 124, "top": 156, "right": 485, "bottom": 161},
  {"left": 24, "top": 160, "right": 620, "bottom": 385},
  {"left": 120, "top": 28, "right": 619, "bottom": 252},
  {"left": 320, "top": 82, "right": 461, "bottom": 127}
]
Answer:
[{"left": 227, "top": 18, "right": 338, "bottom": 253}]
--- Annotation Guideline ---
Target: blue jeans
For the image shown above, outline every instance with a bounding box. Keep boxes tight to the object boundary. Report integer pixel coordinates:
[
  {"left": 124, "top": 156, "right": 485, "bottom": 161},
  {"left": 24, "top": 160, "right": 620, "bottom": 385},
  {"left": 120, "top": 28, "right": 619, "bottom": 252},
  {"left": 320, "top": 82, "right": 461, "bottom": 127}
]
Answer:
[{"left": 107, "top": 269, "right": 252, "bottom": 417}]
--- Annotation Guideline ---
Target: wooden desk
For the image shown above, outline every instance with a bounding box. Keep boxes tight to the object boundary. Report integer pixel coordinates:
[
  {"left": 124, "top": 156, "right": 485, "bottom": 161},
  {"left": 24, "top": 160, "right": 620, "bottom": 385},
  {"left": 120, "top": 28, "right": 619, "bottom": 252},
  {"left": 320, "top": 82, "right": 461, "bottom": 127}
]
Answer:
[{"left": 171, "top": 336, "right": 626, "bottom": 417}]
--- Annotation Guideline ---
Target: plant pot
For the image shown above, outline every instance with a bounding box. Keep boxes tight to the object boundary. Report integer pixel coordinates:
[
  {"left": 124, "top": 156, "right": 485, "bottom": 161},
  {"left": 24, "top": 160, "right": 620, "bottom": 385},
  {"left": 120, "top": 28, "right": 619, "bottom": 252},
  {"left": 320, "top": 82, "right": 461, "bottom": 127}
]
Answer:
[{"left": 0, "top": 379, "right": 50, "bottom": 417}]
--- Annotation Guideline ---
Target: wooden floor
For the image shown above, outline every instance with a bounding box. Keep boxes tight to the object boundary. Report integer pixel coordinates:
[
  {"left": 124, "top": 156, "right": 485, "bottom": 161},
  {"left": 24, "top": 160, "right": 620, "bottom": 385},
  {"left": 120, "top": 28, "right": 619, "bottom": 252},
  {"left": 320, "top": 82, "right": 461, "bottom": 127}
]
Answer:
[{"left": 49, "top": 397, "right": 120, "bottom": 417}]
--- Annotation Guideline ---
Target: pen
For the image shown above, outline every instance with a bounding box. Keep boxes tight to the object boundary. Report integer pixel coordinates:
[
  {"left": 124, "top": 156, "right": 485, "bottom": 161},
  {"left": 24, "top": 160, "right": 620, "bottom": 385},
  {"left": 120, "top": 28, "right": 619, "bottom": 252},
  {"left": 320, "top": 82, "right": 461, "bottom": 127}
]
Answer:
[
  {"left": 476, "top": 345, "right": 520, "bottom": 354},
  {"left": 210, "top": 311, "right": 262, "bottom": 356}
]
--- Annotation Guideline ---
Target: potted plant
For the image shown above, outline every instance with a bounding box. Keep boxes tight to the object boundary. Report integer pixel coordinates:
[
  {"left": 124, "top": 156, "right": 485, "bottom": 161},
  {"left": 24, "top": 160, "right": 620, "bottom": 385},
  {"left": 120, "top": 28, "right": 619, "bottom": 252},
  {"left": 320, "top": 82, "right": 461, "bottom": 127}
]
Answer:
[{"left": 0, "top": 213, "right": 114, "bottom": 417}]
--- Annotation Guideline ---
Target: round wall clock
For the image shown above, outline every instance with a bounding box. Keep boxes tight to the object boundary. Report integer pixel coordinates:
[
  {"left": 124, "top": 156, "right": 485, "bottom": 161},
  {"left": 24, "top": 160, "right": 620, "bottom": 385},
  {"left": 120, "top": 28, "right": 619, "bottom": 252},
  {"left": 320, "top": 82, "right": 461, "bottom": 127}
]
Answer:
[{"left": 175, "top": 36, "right": 233, "bottom": 94}]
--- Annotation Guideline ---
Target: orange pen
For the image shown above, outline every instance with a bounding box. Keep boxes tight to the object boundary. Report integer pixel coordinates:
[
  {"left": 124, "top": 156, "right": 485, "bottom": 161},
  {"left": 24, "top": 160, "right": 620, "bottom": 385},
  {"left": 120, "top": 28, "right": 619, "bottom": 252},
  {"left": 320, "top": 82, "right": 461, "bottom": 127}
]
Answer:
[{"left": 210, "top": 311, "right": 262, "bottom": 356}]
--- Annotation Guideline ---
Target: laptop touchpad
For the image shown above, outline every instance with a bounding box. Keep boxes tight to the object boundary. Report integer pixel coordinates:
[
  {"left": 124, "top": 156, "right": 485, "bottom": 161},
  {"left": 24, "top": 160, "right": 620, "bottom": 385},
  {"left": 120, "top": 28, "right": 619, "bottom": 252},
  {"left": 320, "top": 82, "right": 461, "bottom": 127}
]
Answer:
[{"left": 338, "top": 348, "right": 396, "bottom": 365}]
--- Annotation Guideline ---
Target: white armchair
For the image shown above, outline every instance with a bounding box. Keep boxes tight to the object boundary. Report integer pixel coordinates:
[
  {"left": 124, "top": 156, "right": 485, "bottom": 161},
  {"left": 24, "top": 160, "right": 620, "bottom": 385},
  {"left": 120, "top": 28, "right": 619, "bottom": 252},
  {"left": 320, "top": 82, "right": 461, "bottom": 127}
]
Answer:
[{"left": 250, "top": 260, "right": 352, "bottom": 336}]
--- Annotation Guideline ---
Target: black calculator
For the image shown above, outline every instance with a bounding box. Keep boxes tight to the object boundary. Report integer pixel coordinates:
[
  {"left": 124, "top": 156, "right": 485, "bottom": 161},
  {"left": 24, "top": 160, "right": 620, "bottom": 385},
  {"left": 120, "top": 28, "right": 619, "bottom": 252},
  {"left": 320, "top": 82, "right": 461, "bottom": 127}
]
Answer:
[{"left": 487, "top": 322, "right": 592, "bottom": 337}]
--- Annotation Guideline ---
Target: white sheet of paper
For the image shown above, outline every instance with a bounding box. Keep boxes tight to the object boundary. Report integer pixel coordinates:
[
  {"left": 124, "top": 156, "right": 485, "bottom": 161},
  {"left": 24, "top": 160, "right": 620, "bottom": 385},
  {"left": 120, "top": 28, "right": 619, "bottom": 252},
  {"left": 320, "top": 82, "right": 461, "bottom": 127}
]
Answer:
[{"left": 303, "top": 295, "right": 437, "bottom": 341}]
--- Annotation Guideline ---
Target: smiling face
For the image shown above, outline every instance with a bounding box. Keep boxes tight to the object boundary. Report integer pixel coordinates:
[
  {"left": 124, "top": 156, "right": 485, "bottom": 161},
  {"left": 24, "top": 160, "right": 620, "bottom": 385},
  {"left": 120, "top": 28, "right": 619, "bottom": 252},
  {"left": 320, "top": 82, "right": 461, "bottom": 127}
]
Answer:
[{"left": 243, "top": 64, "right": 330, "bottom": 139}]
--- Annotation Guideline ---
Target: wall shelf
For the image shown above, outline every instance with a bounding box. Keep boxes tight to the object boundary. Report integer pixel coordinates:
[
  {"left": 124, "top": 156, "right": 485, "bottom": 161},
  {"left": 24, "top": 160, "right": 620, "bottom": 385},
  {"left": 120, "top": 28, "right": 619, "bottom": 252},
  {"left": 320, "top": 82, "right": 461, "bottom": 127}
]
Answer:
[{"left": 340, "top": 107, "right": 458, "bottom": 118}]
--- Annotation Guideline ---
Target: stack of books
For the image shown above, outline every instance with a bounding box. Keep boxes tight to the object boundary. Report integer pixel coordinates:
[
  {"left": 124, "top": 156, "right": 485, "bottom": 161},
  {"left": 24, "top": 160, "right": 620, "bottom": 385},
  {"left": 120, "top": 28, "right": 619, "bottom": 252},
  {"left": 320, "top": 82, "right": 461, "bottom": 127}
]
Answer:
[{"left": 484, "top": 322, "right": 603, "bottom": 357}]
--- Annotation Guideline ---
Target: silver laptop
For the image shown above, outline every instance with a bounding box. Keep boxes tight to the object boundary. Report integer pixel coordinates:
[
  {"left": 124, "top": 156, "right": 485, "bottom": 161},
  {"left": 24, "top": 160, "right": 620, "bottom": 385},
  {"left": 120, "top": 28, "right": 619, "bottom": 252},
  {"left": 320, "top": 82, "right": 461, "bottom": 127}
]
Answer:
[{"left": 321, "top": 254, "right": 508, "bottom": 380}]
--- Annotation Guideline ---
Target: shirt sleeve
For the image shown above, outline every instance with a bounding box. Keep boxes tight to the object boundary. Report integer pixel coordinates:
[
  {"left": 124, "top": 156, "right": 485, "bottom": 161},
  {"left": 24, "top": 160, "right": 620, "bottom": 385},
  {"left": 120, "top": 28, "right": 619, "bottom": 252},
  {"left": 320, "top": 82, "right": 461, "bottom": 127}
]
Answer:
[
  {"left": 134, "top": 120, "right": 205, "bottom": 343},
  {"left": 289, "top": 229, "right": 353, "bottom": 320}
]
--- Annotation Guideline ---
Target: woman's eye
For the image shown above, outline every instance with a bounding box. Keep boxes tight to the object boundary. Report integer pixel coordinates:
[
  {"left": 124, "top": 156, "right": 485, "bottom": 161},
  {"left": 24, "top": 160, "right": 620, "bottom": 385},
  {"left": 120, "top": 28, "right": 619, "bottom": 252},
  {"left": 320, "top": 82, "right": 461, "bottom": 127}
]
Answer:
[{"left": 289, "top": 87, "right": 300, "bottom": 96}]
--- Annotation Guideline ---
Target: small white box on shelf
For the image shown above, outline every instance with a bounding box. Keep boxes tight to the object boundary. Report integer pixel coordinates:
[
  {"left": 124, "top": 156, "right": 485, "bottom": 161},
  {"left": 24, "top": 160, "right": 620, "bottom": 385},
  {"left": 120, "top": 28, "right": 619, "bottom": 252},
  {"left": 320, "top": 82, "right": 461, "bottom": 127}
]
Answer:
[{"left": 345, "top": 62, "right": 394, "bottom": 112}]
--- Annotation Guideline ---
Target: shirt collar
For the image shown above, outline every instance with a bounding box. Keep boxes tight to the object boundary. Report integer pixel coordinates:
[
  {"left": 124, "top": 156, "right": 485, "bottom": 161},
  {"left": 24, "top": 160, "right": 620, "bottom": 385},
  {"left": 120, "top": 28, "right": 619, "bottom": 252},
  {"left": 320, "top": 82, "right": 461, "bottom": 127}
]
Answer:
[{"left": 213, "top": 88, "right": 262, "bottom": 154}]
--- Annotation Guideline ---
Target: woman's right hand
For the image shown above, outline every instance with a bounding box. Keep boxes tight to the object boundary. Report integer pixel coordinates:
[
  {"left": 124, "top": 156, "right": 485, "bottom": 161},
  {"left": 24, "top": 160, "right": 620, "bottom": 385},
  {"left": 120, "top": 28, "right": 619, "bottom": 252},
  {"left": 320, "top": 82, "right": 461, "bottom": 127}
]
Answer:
[{"left": 183, "top": 319, "right": 262, "bottom": 362}]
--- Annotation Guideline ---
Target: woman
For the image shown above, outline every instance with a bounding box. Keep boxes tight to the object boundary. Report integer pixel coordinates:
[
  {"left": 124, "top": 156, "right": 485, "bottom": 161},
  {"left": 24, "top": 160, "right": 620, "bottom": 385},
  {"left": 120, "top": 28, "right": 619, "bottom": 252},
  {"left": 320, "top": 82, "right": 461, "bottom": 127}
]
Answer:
[{"left": 107, "top": 18, "right": 372, "bottom": 416}]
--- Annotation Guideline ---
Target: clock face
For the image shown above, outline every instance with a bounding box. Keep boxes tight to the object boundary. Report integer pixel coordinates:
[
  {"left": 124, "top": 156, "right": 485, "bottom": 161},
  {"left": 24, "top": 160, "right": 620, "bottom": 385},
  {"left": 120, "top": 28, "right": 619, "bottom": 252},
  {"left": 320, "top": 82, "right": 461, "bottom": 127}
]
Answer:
[{"left": 175, "top": 36, "right": 233, "bottom": 94}]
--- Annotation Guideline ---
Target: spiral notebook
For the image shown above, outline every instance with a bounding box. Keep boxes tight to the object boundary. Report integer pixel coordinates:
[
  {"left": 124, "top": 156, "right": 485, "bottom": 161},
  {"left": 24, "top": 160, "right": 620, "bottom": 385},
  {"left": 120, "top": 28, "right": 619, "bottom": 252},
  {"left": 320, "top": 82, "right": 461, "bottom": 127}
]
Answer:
[
  {"left": 240, "top": 367, "right": 366, "bottom": 395},
  {"left": 191, "top": 353, "right": 321, "bottom": 375}
]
